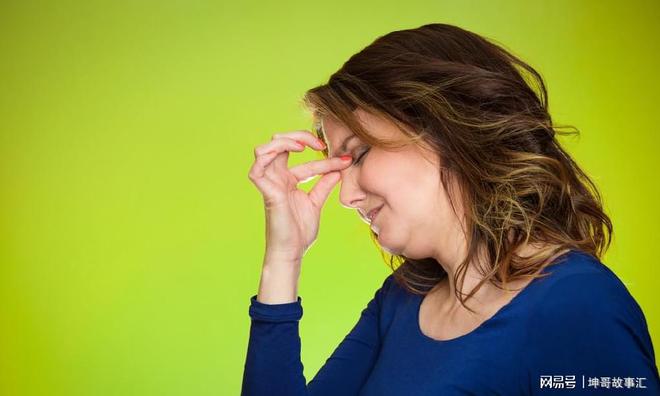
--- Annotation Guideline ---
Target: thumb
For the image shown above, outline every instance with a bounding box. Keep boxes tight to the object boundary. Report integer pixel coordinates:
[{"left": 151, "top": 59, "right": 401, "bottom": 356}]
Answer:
[{"left": 308, "top": 171, "right": 341, "bottom": 208}]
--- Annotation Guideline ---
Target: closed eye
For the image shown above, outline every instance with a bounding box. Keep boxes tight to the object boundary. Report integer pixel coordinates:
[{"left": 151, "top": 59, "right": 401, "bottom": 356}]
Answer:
[{"left": 352, "top": 148, "right": 370, "bottom": 166}]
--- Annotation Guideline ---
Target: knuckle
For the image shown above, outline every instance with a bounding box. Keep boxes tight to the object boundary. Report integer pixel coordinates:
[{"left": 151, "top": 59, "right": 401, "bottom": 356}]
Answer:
[{"left": 248, "top": 173, "right": 262, "bottom": 184}]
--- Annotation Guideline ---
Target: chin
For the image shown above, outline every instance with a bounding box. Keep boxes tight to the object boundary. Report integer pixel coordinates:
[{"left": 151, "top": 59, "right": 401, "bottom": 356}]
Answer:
[
  {"left": 381, "top": 245, "right": 399, "bottom": 255},
  {"left": 376, "top": 232, "right": 405, "bottom": 256}
]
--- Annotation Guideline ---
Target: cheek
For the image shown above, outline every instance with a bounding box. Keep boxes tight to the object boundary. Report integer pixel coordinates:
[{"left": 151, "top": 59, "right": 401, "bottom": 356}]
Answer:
[
  {"left": 357, "top": 157, "right": 407, "bottom": 209},
  {"left": 361, "top": 152, "right": 440, "bottom": 220},
  {"left": 361, "top": 152, "right": 419, "bottom": 189}
]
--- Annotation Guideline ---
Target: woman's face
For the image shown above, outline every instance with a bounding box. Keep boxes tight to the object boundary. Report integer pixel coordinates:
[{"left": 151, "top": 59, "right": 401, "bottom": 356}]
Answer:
[{"left": 322, "top": 109, "right": 467, "bottom": 261}]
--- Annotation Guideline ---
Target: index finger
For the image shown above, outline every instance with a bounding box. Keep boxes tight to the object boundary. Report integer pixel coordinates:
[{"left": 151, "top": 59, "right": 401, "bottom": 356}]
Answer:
[
  {"left": 272, "top": 130, "right": 326, "bottom": 150},
  {"left": 289, "top": 155, "right": 353, "bottom": 183}
]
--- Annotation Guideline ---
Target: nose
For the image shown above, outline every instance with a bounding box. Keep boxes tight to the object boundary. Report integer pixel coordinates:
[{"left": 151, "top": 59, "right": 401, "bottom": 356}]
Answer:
[{"left": 338, "top": 166, "right": 366, "bottom": 210}]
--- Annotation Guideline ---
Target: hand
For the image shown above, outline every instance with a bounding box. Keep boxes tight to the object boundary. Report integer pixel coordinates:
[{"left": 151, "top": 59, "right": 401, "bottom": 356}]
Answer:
[{"left": 247, "top": 130, "right": 353, "bottom": 263}]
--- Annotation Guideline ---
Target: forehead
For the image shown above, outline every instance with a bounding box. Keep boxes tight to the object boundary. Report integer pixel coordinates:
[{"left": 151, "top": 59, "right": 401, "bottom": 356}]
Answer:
[{"left": 318, "top": 110, "right": 440, "bottom": 165}]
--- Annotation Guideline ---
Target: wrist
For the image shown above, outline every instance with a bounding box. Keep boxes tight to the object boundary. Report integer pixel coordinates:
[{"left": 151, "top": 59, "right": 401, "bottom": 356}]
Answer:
[{"left": 257, "top": 260, "right": 301, "bottom": 304}]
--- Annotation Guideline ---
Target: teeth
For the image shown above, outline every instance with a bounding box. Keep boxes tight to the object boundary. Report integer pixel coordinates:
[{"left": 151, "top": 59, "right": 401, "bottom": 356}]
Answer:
[{"left": 369, "top": 207, "right": 381, "bottom": 222}]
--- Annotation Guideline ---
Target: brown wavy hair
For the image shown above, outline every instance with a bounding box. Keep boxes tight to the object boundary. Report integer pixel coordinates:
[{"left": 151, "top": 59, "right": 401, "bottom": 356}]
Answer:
[{"left": 299, "top": 23, "right": 613, "bottom": 311}]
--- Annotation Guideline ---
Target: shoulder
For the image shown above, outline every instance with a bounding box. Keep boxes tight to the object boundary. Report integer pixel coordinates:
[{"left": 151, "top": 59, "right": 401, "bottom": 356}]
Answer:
[
  {"left": 364, "top": 273, "right": 415, "bottom": 326},
  {"left": 376, "top": 272, "right": 423, "bottom": 307},
  {"left": 371, "top": 273, "right": 402, "bottom": 309},
  {"left": 522, "top": 251, "right": 659, "bottom": 389},
  {"left": 534, "top": 250, "right": 644, "bottom": 323},
  {"left": 525, "top": 250, "right": 655, "bottom": 360},
  {"left": 375, "top": 272, "right": 406, "bottom": 297}
]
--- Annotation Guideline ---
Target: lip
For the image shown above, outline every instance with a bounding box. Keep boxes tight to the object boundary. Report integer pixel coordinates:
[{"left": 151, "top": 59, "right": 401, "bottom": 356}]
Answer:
[{"left": 367, "top": 205, "right": 383, "bottom": 223}]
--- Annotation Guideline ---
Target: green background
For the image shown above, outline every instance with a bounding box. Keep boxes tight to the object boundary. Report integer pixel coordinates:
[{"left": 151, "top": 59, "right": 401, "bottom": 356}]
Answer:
[{"left": 1, "top": 1, "right": 658, "bottom": 394}]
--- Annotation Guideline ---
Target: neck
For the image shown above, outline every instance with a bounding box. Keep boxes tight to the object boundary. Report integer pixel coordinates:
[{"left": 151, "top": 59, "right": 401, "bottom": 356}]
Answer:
[
  {"left": 431, "top": 242, "right": 497, "bottom": 313},
  {"left": 430, "top": 242, "right": 565, "bottom": 314}
]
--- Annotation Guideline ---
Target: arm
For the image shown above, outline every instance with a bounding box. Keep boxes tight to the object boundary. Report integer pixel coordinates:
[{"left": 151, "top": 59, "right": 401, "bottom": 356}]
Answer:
[
  {"left": 525, "top": 272, "right": 660, "bottom": 394},
  {"left": 241, "top": 274, "right": 394, "bottom": 396}
]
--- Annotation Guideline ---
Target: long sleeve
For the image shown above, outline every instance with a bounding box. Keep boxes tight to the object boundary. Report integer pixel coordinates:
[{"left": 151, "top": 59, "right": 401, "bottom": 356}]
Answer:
[
  {"left": 241, "top": 275, "right": 393, "bottom": 396},
  {"left": 525, "top": 271, "right": 660, "bottom": 394}
]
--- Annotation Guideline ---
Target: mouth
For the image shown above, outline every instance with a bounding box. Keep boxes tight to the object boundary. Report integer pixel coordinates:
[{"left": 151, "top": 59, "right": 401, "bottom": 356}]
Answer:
[{"left": 367, "top": 205, "right": 383, "bottom": 223}]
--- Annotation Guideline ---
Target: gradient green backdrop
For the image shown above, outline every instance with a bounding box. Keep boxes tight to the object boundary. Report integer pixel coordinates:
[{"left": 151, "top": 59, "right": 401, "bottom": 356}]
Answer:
[{"left": 1, "top": 1, "right": 658, "bottom": 394}]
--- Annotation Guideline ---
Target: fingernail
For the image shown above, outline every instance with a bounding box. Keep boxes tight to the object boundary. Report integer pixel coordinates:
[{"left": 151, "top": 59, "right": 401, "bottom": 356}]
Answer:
[
  {"left": 339, "top": 155, "right": 352, "bottom": 161},
  {"left": 316, "top": 138, "right": 326, "bottom": 149}
]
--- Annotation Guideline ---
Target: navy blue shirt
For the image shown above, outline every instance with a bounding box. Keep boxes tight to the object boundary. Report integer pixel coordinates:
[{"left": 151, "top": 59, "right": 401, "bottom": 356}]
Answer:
[{"left": 241, "top": 250, "right": 659, "bottom": 394}]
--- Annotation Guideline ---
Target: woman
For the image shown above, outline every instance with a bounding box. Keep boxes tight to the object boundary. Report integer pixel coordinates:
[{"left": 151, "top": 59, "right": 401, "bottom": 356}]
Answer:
[{"left": 242, "top": 23, "right": 659, "bottom": 395}]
